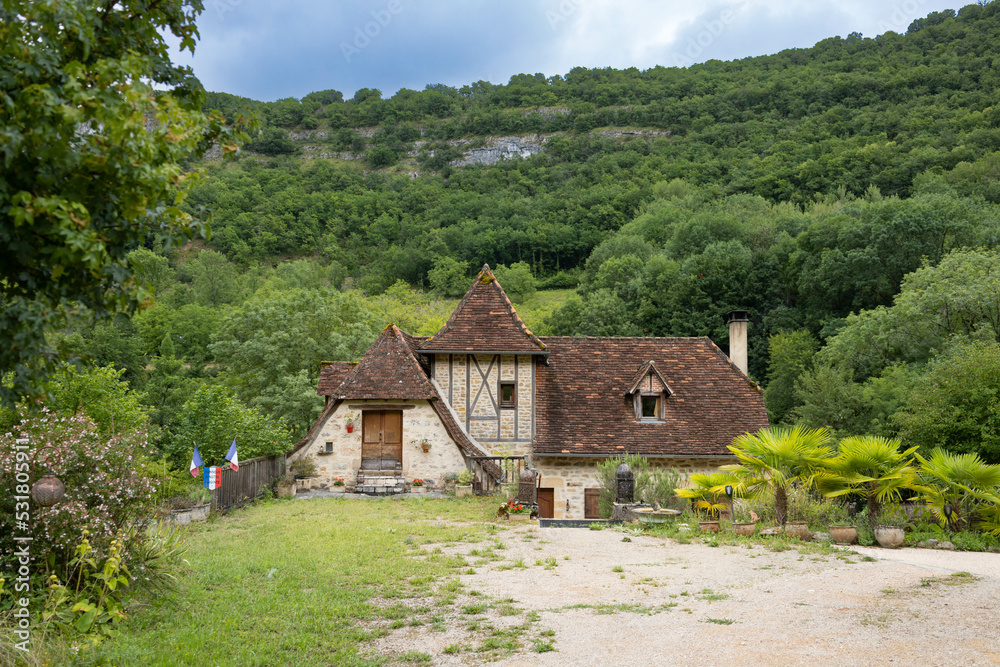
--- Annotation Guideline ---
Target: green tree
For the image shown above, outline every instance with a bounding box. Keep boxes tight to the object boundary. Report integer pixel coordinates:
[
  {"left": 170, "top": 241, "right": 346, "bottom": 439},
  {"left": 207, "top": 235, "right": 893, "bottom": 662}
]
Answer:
[
  {"left": 428, "top": 257, "right": 470, "bottom": 297},
  {"left": 127, "top": 248, "right": 174, "bottom": 297},
  {"left": 764, "top": 330, "right": 819, "bottom": 424},
  {"left": 166, "top": 384, "right": 290, "bottom": 467},
  {"left": 0, "top": 0, "right": 241, "bottom": 405},
  {"left": 493, "top": 262, "right": 537, "bottom": 303},
  {"left": 723, "top": 426, "right": 833, "bottom": 525},
  {"left": 47, "top": 364, "right": 149, "bottom": 437},
  {"left": 188, "top": 250, "right": 241, "bottom": 307},
  {"left": 911, "top": 448, "right": 1000, "bottom": 532}
]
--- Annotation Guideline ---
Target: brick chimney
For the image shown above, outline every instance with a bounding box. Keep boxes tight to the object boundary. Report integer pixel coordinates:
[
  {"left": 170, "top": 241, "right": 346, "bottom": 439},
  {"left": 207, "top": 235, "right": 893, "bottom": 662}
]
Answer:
[{"left": 724, "top": 310, "right": 749, "bottom": 376}]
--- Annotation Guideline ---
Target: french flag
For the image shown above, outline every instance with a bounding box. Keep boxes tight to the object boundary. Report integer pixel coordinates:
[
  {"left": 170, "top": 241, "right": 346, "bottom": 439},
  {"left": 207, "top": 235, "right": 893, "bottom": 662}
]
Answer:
[
  {"left": 225, "top": 438, "right": 239, "bottom": 472},
  {"left": 190, "top": 445, "right": 203, "bottom": 477},
  {"left": 203, "top": 466, "right": 222, "bottom": 490}
]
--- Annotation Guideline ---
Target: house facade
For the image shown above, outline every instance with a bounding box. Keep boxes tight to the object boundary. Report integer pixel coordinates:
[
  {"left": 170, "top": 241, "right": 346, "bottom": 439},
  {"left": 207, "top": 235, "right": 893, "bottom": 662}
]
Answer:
[{"left": 288, "top": 265, "right": 769, "bottom": 518}]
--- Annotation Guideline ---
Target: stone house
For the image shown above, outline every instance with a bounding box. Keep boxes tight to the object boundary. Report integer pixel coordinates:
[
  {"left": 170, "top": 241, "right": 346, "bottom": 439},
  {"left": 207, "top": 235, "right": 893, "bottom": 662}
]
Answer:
[{"left": 287, "top": 265, "right": 769, "bottom": 519}]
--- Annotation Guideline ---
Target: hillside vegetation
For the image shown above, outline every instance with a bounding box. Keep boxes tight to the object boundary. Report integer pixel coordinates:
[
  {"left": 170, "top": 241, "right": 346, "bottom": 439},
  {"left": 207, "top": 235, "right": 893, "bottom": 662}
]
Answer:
[{"left": 27, "top": 4, "right": 1000, "bottom": 463}]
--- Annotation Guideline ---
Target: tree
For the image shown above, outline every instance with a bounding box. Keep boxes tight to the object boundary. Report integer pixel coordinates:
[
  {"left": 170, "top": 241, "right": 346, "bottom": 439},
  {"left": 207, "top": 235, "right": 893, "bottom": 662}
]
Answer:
[
  {"left": 428, "top": 257, "right": 470, "bottom": 297},
  {"left": 0, "top": 0, "right": 243, "bottom": 406},
  {"left": 910, "top": 447, "right": 1000, "bottom": 532},
  {"left": 816, "top": 435, "right": 918, "bottom": 530},
  {"left": 723, "top": 426, "right": 833, "bottom": 525},
  {"left": 47, "top": 364, "right": 149, "bottom": 437},
  {"left": 764, "top": 330, "right": 819, "bottom": 424},
  {"left": 166, "top": 385, "right": 290, "bottom": 469},
  {"left": 493, "top": 262, "right": 537, "bottom": 303}
]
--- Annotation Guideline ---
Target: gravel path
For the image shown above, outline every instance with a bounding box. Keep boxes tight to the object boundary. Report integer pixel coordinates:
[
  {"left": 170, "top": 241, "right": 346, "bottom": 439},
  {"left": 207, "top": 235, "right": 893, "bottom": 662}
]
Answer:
[{"left": 374, "top": 525, "right": 1000, "bottom": 666}]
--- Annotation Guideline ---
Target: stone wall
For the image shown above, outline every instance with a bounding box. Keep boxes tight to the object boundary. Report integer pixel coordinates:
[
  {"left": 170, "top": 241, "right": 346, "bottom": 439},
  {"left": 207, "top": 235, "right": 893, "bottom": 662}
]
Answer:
[
  {"left": 534, "top": 456, "right": 736, "bottom": 520},
  {"left": 288, "top": 399, "right": 468, "bottom": 490}
]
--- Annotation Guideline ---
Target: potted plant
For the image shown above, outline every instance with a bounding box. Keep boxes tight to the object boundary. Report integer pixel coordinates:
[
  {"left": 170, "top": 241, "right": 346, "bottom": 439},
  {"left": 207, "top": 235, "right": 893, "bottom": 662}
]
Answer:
[
  {"left": 505, "top": 498, "right": 532, "bottom": 522},
  {"left": 456, "top": 470, "right": 474, "bottom": 498},
  {"left": 416, "top": 439, "right": 430, "bottom": 454},
  {"left": 675, "top": 472, "right": 734, "bottom": 533},
  {"left": 411, "top": 478, "right": 426, "bottom": 493},
  {"left": 330, "top": 477, "right": 346, "bottom": 493},
  {"left": 276, "top": 473, "right": 296, "bottom": 498},
  {"left": 874, "top": 524, "right": 905, "bottom": 548},
  {"left": 345, "top": 410, "right": 359, "bottom": 433}
]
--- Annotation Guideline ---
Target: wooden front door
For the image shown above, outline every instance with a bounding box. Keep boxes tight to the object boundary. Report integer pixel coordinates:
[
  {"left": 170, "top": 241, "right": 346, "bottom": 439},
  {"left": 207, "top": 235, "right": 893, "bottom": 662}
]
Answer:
[
  {"left": 361, "top": 410, "right": 403, "bottom": 470},
  {"left": 537, "top": 488, "right": 554, "bottom": 519}
]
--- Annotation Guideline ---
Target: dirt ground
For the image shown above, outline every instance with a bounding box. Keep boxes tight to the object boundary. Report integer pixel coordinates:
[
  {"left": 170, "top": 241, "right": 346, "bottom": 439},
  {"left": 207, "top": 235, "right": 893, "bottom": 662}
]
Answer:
[{"left": 370, "top": 523, "right": 1000, "bottom": 666}]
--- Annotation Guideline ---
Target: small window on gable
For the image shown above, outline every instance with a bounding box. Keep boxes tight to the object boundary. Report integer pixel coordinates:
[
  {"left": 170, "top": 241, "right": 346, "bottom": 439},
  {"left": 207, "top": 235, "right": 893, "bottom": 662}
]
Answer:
[
  {"left": 499, "top": 382, "right": 516, "bottom": 407},
  {"left": 641, "top": 396, "right": 660, "bottom": 419},
  {"left": 324, "top": 441, "right": 334, "bottom": 453}
]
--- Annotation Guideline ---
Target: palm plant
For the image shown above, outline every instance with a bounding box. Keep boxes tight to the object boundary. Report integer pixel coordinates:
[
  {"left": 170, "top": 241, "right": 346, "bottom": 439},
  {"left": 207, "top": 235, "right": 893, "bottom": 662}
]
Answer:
[
  {"left": 675, "top": 471, "right": 741, "bottom": 519},
  {"left": 816, "top": 435, "right": 918, "bottom": 530},
  {"left": 722, "top": 426, "right": 833, "bottom": 526},
  {"left": 910, "top": 448, "right": 1000, "bottom": 533}
]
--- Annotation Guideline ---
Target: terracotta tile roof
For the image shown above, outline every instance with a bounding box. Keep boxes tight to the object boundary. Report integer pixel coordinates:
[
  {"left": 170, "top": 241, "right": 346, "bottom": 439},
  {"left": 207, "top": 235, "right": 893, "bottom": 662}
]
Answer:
[
  {"left": 335, "top": 325, "right": 437, "bottom": 400},
  {"left": 316, "top": 361, "right": 358, "bottom": 396},
  {"left": 533, "top": 337, "right": 769, "bottom": 457},
  {"left": 421, "top": 265, "right": 547, "bottom": 354}
]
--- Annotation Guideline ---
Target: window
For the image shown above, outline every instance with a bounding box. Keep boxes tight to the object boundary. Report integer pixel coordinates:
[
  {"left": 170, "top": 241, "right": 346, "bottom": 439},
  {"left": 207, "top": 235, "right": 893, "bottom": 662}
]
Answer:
[
  {"left": 499, "top": 382, "right": 516, "bottom": 407},
  {"left": 641, "top": 396, "right": 659, "bottom": 418},
  {"left": 325, "top": 441, "right": 334, "bottom": 453}
]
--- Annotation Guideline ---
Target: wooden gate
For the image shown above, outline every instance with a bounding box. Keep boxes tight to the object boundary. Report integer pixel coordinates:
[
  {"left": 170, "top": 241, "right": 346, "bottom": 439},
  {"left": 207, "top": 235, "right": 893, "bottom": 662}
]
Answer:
[{"left": 361, "top": 410, "right": 403, "bottom": 471}]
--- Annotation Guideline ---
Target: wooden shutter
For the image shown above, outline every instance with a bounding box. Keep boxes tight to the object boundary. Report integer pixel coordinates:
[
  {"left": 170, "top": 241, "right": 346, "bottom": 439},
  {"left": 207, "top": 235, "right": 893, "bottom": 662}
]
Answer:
[
  {"left": 537, "top": 488, "right": 554, "bottom": 519},
  {"left": 584, "top": 488, "right": 600, "bottom": 519}
]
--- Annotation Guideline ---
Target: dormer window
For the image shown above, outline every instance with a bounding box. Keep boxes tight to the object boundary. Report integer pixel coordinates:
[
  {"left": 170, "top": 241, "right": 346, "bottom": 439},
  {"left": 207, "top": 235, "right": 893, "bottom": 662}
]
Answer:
[{"left": 626, "top": 360, "right": 672, "bottom": 423}]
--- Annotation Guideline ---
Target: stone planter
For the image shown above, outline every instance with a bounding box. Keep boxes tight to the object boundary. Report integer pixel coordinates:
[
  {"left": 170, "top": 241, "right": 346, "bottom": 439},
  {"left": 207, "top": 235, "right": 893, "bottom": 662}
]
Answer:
[
  {"left": 698, "top": 520, "right": 720, "bottom": 533},
  {"left": 455, "top": 485, "right": 473, "bottom": 498},
  {"left": 784, "top": 521, "right": 811, "bottom": 541},
  {"left": 508, "top": 512, "right": 532, "bottom": 522},
  {"left": 276, "top": 482, "right": 296, "bottom": 499},
  {"left": 829, "top": 525, "right": 859, "bottom": 545},
  {"left": 875, "top": 525, "right": 905, "bottom": 549},
  {"left": 410, "top": 486, "right": 426, "bottom": 493},
  {"left": 329, "top": 486, "right": 346, "bottom": 494},
  {"left": 170, "top": 503, "right": 210, "bottom": 526},
  {"left": 733, "top": 522, "right": 756, "bottom": 536}
]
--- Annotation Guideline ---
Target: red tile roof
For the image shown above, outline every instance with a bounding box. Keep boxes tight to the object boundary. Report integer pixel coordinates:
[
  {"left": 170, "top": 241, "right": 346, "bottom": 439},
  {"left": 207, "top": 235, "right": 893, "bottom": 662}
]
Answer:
[
  {"left": 335, "top": 325, "right": 437, "bottom": 400},
  {"left": 626, "top": 360, "right": 673, "bottom": 396},
  {"left": 316, "top": 361, "right": 357, "bottom": 396},
  {"left": 421, "top": 265, "right": 547, "bottom": 354},
  {"left": 533, "top": 337, "right": 769, "bottom": 457}
]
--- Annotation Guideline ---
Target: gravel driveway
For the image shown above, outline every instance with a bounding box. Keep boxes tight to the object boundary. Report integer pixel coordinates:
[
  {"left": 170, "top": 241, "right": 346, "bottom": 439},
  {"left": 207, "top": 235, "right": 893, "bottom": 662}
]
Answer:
[{"left": 374, "top": 524, "right": 1000, "bottom": 666}]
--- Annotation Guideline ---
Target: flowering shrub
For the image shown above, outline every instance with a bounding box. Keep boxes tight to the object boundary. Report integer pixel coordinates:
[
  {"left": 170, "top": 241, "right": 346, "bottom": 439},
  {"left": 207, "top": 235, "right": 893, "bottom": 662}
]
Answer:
[
  {"left": 506, "top": 499, "right": 531, "bottom": 514},
  {"left": 412, "top": 479, "right": 424, "bottom": 487},
  {"left": 0, "top": 406, "right": 159, "bottom": 578}
]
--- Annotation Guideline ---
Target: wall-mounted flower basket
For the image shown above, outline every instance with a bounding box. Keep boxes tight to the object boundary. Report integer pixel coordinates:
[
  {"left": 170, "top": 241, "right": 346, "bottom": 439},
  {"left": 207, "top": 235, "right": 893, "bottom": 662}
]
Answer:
[
  {"left": 346, "top": 424, "right": 354, "bottom": 433},
  {"left": 421, "top": 442, "right": 430, "bottom": 453}
]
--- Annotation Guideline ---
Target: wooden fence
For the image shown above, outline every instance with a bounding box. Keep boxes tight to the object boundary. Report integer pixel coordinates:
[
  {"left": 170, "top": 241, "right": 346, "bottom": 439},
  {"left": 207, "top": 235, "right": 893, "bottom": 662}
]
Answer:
[
  {"left": 468, "top": 456, "right": 526, "bottom": 496},
  {"left": 211, "top": 454, "right": 285, "bottom": 513}
]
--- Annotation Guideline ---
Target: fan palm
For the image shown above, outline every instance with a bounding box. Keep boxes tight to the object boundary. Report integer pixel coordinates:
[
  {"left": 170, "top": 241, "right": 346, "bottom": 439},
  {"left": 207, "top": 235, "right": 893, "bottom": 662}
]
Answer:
[
  {"left": 675, "top": 471, "right": 741, "bottom": 518},
  {"left": 911, "top": 448, "right": 1000, "bottom": 532},
  {"left": 722, "top": 426, "right": 833, "bottom": 526},
  {"left": 816, "top": 435, "right": 918, "bottom": 530}
]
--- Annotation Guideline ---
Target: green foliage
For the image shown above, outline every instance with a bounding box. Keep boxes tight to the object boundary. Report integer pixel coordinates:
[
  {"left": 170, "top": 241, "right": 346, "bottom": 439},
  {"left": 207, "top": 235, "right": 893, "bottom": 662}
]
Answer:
[
  {"left": 493, "top": 262, "right": 537, "bottom": 303},
  {"left": 166, "top": 384, "right": 290, "bottom": 467},
  {"left": 764, "top": 330, "right": 819, "bottom": 424},
  {"left": 429, "top": 257, "right": 471, "bottom": 297},
  {"left": 0, "top": 0, "right": 243, "bottom": 406},
  {"left": 910, "top": 448, "right": 1000, "bottom": 532},
  {"left": 246, "top": 127, "right": 298, "bottom": 155},
  {"left": 209, "top": 288, "right": 380, "bottom": 434},
  {"left": 47, "top": 364, "right": 149, "bottom": 437},
  {"left": 724, "top": 426, "right": 833, "bottom": 525},
  {"left": 816, "top": 435, "right": 918, "bottom": 529},
  {"left": 594, "top": 455, "right": 687, "bottom": 517}
]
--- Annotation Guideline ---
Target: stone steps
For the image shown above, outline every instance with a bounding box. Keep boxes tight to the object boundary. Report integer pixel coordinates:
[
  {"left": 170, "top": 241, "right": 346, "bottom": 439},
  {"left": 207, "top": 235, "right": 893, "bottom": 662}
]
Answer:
[{"left": 356, "top": 472, "right": 405, "bottom": 495}]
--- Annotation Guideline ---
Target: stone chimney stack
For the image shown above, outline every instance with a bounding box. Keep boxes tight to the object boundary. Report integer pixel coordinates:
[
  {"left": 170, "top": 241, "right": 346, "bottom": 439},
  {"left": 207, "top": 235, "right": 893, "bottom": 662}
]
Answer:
[{"left": 725, "top": 310, "right": 749, "bottom": 376}]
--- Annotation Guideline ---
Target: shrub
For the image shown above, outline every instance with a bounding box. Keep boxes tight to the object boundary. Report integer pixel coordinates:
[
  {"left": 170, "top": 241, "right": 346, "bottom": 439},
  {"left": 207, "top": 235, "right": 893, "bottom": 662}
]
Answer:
[
  {"left": 290, "top": 457, "right": 317, "bottom": 478},
  {"left": 0, "top": 406, "right": 159, "bottom": 578}
]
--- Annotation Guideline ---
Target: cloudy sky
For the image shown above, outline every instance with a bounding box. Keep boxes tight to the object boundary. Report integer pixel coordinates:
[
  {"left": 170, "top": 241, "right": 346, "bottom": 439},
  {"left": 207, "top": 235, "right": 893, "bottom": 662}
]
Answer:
[{"left": 175, "top": 0, "right": 963, "bottom": 102}]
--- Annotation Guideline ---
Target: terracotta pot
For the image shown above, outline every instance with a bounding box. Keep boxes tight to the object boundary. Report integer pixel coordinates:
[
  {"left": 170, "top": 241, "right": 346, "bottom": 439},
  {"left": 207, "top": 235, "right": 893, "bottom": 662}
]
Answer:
[
  {"left": 699, "top": 520, "right": 720, "bottom": 533},
  {"left": 829, "top": 525, "right": 858, "bottom": 545},
  {"left": 732, "top": 522, "right": 756, "bottom": 536},
  {"left": 346, "top": 424, "right": 354, "bottom": 433},
  {"left": 875, "top": 525, "right": 905, "bottom": 549},
  {"left": 784, "top": 521, "right": 811, "bottom": 541}
]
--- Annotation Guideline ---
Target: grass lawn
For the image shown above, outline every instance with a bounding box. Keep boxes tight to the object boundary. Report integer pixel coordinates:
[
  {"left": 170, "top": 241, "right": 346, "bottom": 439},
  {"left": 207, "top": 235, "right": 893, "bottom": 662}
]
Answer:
[{"left": 83, "top": 496, "right": 504, "bottom": 666}]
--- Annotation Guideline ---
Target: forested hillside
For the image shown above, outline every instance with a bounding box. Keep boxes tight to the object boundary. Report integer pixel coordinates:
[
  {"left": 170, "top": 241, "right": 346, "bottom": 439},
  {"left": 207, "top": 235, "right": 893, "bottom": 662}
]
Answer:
[{"left": 23, "top": 4, "right": 1000, "bottom": 465}]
